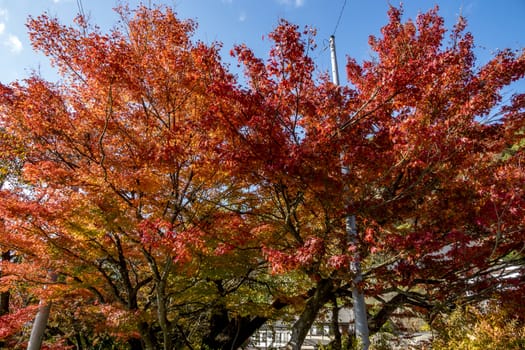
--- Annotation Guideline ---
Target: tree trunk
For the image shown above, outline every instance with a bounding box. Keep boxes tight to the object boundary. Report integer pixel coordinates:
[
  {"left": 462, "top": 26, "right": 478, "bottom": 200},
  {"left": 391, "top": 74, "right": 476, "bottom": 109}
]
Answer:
[
  {"left": 368, "top": 293, "right": 406, "bottom": 333},
  {"left": 201, "top": 284, "right": 326, "bottom": 349},
  {"left": 157, "top": 276, "right": 172, "bottom": 350},
  {"left": 137, "top": 322, "right": 156, "bottom": 350},
  {"left": 0, "top": 251, "right": 10, "bottom": 316},
  {"left": 287, "top": 278, "right": 334, "bottom": 350},
  {"left": 330, "top": 297, "right": 342, "bottom": 350},
  {"left": 202, "top": 298, "right": 289, "bottom": 349},
  {"left": 0, "top": 287, "right": 8, "bottom": 316},
  {"left": 127, "top": 337, "right": 143, "bottom": 350}
]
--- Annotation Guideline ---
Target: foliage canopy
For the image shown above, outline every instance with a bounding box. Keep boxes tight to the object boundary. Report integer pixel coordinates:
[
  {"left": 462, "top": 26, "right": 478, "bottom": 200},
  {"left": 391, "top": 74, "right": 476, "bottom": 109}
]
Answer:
[{"left": 0, "top": 3, "right": 524, "bottom": 349}]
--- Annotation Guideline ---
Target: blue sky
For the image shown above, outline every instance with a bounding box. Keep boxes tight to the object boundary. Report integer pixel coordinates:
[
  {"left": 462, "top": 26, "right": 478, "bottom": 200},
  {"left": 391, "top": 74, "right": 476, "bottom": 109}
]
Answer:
[{"left": 0, "top": 0, "right": 524, "bottom": 95}]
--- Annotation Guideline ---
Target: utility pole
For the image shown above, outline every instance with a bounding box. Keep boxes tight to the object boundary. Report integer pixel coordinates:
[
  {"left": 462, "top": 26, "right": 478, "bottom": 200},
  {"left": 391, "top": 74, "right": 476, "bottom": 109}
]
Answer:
[
  {"left": 330, "top": 36, "right": 340, "bottom": 86},
  {"left": 329, "top": 35, "right": 370, "bottom": 350},
  {"left": 27, "top": 302, "right": 52, "bottom": 350},
  {"left": 27, "top": 272, "right": 57, "bottom": 350}
]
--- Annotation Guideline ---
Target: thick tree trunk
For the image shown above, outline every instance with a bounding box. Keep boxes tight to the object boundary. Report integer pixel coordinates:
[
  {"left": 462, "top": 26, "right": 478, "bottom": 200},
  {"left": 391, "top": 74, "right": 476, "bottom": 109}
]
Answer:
[
  {"left": 330, "top": 297, "right": 342, "bottom": 350},
  {"left": 287, "top": 278, "right": 334, "bottom": 350},
  {"left": 138, "top": 322, "right": 156, "bottom": 350},
  {"left": 156, "top": 277, "right": 172, "bottom": 350},
  {"left": 0, "top": 250, "right": 11, "bottom": 349},
  {"left": 127, "top": 337, "right": 143, "bottom": 350},
  {"left": 368, "top": 293, "right": 406, "bottom": 333},
  {"left": 0, "top": 287, "right": 8, "bottom": 316},
  {"left": 202, "top": 298, "right": 289, "bottom": 349},
  {"left": 202, "top": 283, "right": 329, "bottom": 349},
  {"left": 0, "top": 251, "right": 10, "bottom": 316}
]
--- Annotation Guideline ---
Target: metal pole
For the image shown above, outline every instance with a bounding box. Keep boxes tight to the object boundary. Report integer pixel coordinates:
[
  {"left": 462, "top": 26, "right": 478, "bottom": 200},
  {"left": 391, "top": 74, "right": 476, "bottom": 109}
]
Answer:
[
  {"left": 27, "top": 272, "right": 57, "bottom": 350},
  {"left": 27, "top": 302, "right": 52, "bottom": 350},
  {"left": 329, "top": 35, "right": 370, "bottom": 350},
  {"left": 329, "top": 36, "right": 340, "bottom": 86}
]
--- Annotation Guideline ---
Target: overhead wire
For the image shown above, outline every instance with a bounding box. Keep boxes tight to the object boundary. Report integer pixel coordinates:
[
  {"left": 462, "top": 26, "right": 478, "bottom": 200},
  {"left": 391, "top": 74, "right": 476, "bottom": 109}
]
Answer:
[
  {"left": 315, "top": 0, "right": 349, "bottom": 59},
  {"left": 76, "top": 0, "right": 85, "bottom": 19},
  {"left": 76, "top": 0, "right": 88, "bottom": 36},
  {"left": 311, "top": 0, "right": 347, "bottom": 79},
  {"left": 332, "top": 0, "right": 347, "bottom": 37}
]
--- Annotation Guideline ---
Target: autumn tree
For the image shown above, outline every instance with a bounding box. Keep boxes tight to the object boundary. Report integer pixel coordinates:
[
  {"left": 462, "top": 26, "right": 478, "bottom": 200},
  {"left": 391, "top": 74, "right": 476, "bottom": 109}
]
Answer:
[
  {"left": 226, "top": 5, "right": 525, "bottom": 349},
  {"left": 341, "top": 4, "right": 524, "bottom": 327},
  {"left": 0, "top": 5, "right": 276, "bottom": 349}
]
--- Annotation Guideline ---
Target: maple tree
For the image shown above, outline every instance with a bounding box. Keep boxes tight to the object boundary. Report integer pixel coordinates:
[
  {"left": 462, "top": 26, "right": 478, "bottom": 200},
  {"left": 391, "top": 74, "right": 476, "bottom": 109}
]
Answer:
[
  {"left": 0, "top": 3, "right": 524, "bottom": 350},
  {"left": 0, "top": 5, "right": 272, "bottom": 349},
  {"left": 342, "top": 5, "right": 525, "bottom": 330},
  {"left": 225, "top": 5, "right": 525, "bottom": 349}
]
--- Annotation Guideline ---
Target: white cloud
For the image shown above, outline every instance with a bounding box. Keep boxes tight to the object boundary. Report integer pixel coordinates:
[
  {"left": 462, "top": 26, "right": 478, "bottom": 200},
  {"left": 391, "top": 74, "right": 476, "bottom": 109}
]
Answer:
[
  {"left": 5, "top": 34, "right": 22, "bottom": 54},
  {"left": 0, "top": 7, "right": 21, "bottom": 55},
  {"left": 239, "top": 12, "right": 247, "bottom": 22},
  {"left": 462, "top": 2, "right": 475, "bottom": 16},
  {"left": 0, "top": 8, "right": 8, "bottom": 20},
  {"left": 277, "top": 0, "right": 305, "bottom": 7}
]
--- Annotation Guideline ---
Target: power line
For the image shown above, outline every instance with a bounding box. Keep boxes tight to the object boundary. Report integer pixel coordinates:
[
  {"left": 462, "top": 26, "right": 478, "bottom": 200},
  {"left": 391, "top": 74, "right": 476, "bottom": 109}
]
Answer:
[
  {"left": 332, "top": 0, "right": 347, "bottom": 36},
  {"left": 76, "top": 0, "right": 88, "bottom": 36},
  {"left": 76, "top": 0, "right": 85, "bottom": 19}
]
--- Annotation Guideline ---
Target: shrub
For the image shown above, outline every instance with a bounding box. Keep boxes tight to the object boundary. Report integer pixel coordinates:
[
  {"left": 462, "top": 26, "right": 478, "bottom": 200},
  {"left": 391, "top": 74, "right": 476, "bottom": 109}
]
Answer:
[{"left": 432, "top": 303, "right": 525, "bottom": 350}]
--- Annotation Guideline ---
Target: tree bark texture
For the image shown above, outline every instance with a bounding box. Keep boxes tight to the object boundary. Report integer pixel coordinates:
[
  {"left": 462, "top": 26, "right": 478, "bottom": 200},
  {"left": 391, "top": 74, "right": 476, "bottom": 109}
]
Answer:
[{"left": 287, "top": 278, "right": 334, "bottom": 350}]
